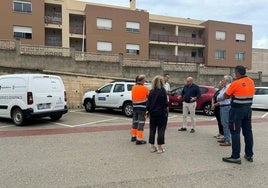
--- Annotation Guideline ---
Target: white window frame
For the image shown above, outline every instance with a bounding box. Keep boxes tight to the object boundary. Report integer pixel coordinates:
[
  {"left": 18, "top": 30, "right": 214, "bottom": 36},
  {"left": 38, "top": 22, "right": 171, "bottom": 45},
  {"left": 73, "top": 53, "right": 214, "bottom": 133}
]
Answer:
[
  {"left": 13, "top": 26, "right": 32, "bottom": 39},
  {"left": 216, "top": 31, "right": 226, "bottom": 40},
  {"left": 13, "top": 0, "right": 32, "bottom": 13},
  {"left": 235, "top": 52, "right": 245, "bottom": 61},
  {"left": 236, "top": 33, "right": 246, "bottom": 42},
  {"left": 215, "top": 50, "right": 226, "bottom": 59},
  {"left": 96, "top": 18, "right": 112, "bottom": 30},
  {"left": 126, "top": 44, "right": 140, "bottom": 55},
  {"left": 97, "top": 41, "right": 112, "bottom": 52},
  {"left": 126, "top": 21, "right": 140, "bottom": 33}
]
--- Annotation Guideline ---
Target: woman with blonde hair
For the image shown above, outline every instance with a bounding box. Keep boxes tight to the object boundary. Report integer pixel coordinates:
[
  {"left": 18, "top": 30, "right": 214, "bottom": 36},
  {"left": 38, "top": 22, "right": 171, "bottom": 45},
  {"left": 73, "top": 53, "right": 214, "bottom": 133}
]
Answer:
[{"left": 147, "top": 75, "right": 168, "bottom": 153}]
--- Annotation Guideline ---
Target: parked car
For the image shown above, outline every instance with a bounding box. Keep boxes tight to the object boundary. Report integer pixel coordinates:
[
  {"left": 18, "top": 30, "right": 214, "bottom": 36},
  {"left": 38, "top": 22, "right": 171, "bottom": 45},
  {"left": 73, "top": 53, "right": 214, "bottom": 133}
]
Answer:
[
  {"left": 0, "top": 74, "right": 68, "bottom": 126},
  {"left": 168, "top": 85, "right": 215, "bottom": 116},
  {"left": 252, "top": 87, "right": 268, "bottom": 110},
  {"left": 82, "top": 81, "right": 151, "bottom": 117}
]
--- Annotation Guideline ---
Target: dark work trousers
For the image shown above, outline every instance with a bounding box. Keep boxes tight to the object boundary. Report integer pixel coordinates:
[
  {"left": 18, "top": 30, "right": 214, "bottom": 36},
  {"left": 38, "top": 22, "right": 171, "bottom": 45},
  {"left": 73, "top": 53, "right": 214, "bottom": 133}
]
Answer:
[
  {"left": 149, "top": 114, "right": 167, "bottom": 145},
  {"left": 214, "top": 106, "right": 224, "bottom": 135},
  {"left": 132, "top": 111, "right": 146, "bottom": 131},
  {"left": 229, "top": 105, "right": 253, "bottom": 159}
]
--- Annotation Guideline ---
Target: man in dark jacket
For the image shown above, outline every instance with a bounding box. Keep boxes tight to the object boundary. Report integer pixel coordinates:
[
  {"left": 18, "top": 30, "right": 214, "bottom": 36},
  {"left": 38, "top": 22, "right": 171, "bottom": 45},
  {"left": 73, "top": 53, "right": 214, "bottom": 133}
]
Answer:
[{"left": 178, "top": 77, "right": 201, "bottom": 133}]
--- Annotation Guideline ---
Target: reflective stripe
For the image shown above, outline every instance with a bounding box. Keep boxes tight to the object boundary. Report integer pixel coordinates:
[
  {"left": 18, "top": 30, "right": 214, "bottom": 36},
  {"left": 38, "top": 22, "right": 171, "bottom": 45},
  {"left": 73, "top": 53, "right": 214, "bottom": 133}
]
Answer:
[
  {"left": 233, "top": 99, "right": 253, "bottom": 104},
  {"left": 133, "top": 99, "right": 147, "bottom": 103},
  {"left": 138, "top": 121, "right": 145, "bottom": 124},
  {"left": 133, "top": 105, "right": 146, "bottom": 108},
  {"left": 234, "top": 96, "right": 253, "bottom": 99}
]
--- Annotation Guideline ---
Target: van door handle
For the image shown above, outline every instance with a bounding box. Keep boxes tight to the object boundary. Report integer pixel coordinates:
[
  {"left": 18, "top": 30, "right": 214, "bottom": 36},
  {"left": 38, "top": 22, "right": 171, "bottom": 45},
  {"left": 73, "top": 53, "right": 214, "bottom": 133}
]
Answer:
[
  {"left": 47, "top": 95, "right": 52, "bottom": 98},
  {"left": 106, "top": 95, "right": 109, "bottom": 97},
  {"left": 120, "top": 94, "right": 124, "bottom": 97}
]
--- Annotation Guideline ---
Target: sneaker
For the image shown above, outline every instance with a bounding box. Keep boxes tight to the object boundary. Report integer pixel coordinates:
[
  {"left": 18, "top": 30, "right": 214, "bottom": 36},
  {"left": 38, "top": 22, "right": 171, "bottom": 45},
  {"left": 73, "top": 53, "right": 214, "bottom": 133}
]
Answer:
[
  {"left": 222, "top": 157, "right": 241, "bottom": 164},
  {"left": 136, "top": 140, "right": 147, "bottom": 145},
  {"left": 220, "top": 142, "right": 231, "bottom": 146},
  {"left": 131, "top": 136, "right": 136, "bottom": 142},
  {"left": 190, "top": 129, "right": 195, "bottom": 133},
  {"left": 244, "top": 155, "right": 253, "bottom": 162},
  {"left": 178, "top": 128, "right": 187, "bottom": 131},
  {"left": 217, "top": 140, "right": 225, "bottom": 143}
]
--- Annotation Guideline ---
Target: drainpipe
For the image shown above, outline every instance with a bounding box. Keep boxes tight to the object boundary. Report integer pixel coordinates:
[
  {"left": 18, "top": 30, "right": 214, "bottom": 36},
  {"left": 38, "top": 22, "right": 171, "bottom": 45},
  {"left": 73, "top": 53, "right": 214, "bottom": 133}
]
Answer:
[{"left": 82, "top": 17, "right": 85, "bottom": 53}]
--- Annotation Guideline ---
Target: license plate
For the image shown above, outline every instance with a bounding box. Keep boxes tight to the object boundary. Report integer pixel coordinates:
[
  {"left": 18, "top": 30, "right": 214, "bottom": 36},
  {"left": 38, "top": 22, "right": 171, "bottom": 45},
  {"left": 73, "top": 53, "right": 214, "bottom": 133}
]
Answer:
[{"left": 37, "top": 103, "right": 51, "bottom": 110}]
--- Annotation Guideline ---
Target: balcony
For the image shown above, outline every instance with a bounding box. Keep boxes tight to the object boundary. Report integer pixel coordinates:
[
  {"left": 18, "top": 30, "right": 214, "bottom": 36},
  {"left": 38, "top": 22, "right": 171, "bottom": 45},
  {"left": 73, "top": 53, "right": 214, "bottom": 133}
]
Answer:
[
  {"left": 69, "top": 26, "right": 83, "bottom": 35},
  {"left": 150, "top": 55, "right": 204, "bottom": 64},
  {"left": 45, "top": 13, "right": 62, "bottom": 25},
  {"left": 150, "top": 34, "right": 205, "bottom": 45}
]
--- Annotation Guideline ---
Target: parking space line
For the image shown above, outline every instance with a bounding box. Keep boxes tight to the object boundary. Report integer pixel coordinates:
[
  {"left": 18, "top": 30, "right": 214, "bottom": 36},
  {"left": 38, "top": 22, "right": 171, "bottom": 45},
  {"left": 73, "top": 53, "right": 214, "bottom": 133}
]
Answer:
[
  {"left": 70, "top": 111, "right": 117, "bottom": 119},
  {"left": 262, "top": 112, "right": 268, "bottom": 118},
  {"left": 54, "top": 117, "right": 120, "bottom": 128},
  {"left": 210, "top": 117, "right": 216, "bottom": 121},
  {"left": 0, "top": 125, "right": 14, "bottom": 129}
]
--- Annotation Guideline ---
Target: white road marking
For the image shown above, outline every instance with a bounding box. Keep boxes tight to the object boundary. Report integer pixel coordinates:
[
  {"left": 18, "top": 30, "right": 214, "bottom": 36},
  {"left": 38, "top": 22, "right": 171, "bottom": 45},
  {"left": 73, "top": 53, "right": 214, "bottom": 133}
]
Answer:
[
  {"left": 54, "top": 117, "right": 119, "bottom": 128},
  {"left": 211, "top": 117, "right": 216, "bottom": 121},
  {"left": 0, "top": 125, "right": 14, "bottom": 129},
  {"left": 262, "top": 112, "right": 268, "bottom": 118},
  {"left": 70, "top": 111, "right": 116, "bottom": 119},
  {"left": 168, "top": 115, "right": 178, "bottom": 119}
]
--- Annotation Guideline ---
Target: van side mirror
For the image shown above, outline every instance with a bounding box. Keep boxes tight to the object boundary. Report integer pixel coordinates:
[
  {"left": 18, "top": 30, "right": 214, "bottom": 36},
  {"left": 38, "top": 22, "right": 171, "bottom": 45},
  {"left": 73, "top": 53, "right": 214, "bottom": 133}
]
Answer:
[{"left": 95, "top": 89, "right": 100, "bottom": 93}]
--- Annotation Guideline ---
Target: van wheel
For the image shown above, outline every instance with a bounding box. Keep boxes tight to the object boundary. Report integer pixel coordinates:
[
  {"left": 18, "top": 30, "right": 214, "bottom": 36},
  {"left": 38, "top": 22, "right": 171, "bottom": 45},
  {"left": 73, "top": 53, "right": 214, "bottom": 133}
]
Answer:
[
  {"left": 202, "top": 102, "right": 214, "bottom": 116},
  {"left": 50, "top": 114, "right": 62, "bottom": 121},
  {"left": 123, "top": 102, "right": 133, "bottom": 117},
  {"left": 84, "top": 99, "right": 95, "bottom": 112},
  {"left": 12, "top": 108, "right": 24, "bottom": 126}
]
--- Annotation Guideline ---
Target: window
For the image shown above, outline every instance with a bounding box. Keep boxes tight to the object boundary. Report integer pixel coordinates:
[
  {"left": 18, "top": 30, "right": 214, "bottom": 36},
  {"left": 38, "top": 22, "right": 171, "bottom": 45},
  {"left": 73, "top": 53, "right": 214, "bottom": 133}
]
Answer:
[
  {"left": 215, "top": 50, "right": 226, "bottom": 59},
  {"left": 113, "top": 84, "right": 125, "bottom": 93},
  {"left": 236, "top": 33, "right": 246, "bottom": 42},
  {"left": 126, "top": 21, "right": 140, "bottom": 33},
  {"left": 216, "top": 31, "right": 226, "bottom": 40},
  {"left": 127, "top": 84, "right": 134, "bottom": 91},
  {"left": 97, "top": 41, "right": 112, "bottom": 52},
  {"left": 13, "top": 26, "right": 32, "bottom": 39},
  {"left": 99, "top": 84, "right": 112, "bottom": 93},
  {"left": 126, "top": 44, "right": 140, "bottom": 55},
  {"left": 13, "top": 0, "right": 32, "bottom": 13},
  {"left": 235, "top": 52, "right": 245, "bottom": 61},
  {"left": 255, "top": 88, "right": 268, "bottom": 95},
  {"left": 199, "top": 87, "right": 208, "bottom": 94},
  {"left": 96, "top": 18, "right": 112, "bottom": 30},
  {"left": 191, "top": 51, "right": 196, "bottom": 57}
]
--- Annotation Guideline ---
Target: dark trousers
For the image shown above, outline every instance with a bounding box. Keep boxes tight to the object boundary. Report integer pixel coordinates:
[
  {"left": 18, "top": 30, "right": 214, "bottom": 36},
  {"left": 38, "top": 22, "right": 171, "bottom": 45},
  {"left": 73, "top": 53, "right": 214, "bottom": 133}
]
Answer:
[
  {"left": 214, "top": 107, "right": 224, "bottom": 135},
  {"left": 132, "top": 111, "right": 146, "bottom": 131},
  {"left": 229, "top": 106, "right": 254, "bottom": 159},
  {"left": 149, "top": 114, "right": 167, "bottom": 145}
]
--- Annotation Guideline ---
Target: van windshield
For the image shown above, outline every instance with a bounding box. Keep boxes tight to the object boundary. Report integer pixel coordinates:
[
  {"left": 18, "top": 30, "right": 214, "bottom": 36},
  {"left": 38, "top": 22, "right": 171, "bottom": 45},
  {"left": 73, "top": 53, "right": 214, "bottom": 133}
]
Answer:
[{"left": 33, "top": 77, "right": 63, "bottom": 93}]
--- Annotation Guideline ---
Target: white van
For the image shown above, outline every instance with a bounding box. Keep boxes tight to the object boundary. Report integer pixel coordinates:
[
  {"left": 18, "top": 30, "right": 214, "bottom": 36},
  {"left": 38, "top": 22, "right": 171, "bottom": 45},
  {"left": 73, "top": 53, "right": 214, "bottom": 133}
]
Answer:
[{"left": 0, "top": 74, "right": 68, "bottom": 125}]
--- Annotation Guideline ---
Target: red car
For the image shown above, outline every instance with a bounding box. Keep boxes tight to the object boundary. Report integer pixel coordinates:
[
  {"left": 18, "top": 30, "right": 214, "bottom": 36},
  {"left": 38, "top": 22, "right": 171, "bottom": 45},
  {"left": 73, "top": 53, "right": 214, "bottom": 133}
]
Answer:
[{"left": 168, "top": 85, "right": 215, "bottom": 116}]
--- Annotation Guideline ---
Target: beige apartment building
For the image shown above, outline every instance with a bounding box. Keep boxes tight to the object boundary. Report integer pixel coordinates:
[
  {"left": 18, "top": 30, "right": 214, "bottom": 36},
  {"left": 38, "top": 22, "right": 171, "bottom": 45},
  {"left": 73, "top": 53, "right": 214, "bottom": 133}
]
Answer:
[{"left": 0, "top": 0, "right": 252, "bottom": 68}]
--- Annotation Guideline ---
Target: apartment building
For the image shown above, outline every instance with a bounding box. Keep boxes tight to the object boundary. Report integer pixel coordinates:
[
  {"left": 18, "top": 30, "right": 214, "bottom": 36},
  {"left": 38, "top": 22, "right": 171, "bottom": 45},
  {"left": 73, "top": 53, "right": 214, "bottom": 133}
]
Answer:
[{"left": 0, "top": 0, "right": 252, "bottom": 68}]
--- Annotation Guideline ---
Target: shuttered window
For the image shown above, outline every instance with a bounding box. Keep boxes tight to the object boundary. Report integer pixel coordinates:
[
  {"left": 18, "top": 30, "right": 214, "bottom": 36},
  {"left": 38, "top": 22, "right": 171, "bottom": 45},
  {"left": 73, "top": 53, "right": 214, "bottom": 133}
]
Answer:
[
  {"left": 96, "top": 18, "right": 112, "bottom": 30},
  {"left": 126, "top": 44, "right": 140, "bottom": 55},
  {"left": 126, "top": 21, "right": 140, "bottom": 32},
  {"left": 216, "top": 31, "right": 226, "bottom": 40},
  {"left": 97, "top": 41, "right": 112, "bottom": 52},
  {"left": 236, "top": 33, "right": 246, "bottom": 42},
  {"left": 13, "top": 26, "right": 32, "bottom": 39}
]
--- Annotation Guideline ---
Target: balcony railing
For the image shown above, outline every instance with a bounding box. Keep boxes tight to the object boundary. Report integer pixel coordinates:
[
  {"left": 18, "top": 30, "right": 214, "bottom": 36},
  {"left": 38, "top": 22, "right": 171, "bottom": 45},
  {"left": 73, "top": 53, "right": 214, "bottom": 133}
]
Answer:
[
  {"left": 45, "top": 15, "right": 62, "bottom": 25},
  {"left": 150, "top": 34, "right": 205, "bottom": 45},
  {"left": 69, "top": 26, "right": 83, "bottom": 35},
  {"left": 150, "top": 55, "right": 204, "bottom": 64}
]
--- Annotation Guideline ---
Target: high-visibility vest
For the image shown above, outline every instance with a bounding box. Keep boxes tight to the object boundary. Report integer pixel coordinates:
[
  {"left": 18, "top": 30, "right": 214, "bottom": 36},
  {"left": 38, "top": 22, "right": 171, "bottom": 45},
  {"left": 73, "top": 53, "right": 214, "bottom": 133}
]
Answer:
[
  {"left": 225, "top": 76, "right": 255, "bottom": 106},
  {"left": 132, "top": 84, "right": 149, "bottom": 111}
]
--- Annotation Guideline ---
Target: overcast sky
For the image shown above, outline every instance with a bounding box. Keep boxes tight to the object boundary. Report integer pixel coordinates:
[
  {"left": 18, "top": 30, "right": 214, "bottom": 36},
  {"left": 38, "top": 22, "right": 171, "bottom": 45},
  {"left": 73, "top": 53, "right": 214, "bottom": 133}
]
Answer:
[{"left": 81, "top": 0, "right": 268, "bottom": 49}]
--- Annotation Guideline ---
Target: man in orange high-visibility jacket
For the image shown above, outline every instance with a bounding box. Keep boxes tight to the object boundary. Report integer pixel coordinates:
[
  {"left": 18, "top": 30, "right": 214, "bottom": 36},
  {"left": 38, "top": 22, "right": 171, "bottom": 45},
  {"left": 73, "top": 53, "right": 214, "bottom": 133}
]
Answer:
[
  {"left": 220, "top": 65, "right": 255, "bottom": 164},
  {"left": 131, "top": 75, "right": 149, "bottom": 145}
]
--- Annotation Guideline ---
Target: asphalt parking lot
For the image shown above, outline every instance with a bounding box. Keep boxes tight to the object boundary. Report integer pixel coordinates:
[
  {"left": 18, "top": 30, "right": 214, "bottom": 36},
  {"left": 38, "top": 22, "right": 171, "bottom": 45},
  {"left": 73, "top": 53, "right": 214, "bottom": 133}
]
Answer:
[
  {"left": 0, "top": 109, "right": 267, "bottom": 130},
  {"left": 1, "top": 109, "right": 268, "bottom": 188}
]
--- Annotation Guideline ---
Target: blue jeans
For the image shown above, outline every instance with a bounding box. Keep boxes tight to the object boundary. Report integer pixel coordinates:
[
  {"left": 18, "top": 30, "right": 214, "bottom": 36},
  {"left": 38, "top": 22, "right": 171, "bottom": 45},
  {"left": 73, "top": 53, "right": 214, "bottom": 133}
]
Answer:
[
  {"left": 220, "top": 106, "right": 231, "bottom": 143},
  {"left": 229, "top": 106, "right": 253, "bottom": 159}
]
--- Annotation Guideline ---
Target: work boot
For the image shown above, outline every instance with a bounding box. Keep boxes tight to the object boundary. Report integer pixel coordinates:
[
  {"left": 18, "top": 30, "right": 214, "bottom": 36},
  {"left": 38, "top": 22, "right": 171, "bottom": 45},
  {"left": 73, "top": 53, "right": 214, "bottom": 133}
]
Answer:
[
  {"left": 131, "top": 136, "right": 136, "bottom": 142},
  {"left": 136, "top": 140, "right": 147, "bottom": 145},
  {"left": 244, "top": 155, "right": 253, "bottom": 162}
]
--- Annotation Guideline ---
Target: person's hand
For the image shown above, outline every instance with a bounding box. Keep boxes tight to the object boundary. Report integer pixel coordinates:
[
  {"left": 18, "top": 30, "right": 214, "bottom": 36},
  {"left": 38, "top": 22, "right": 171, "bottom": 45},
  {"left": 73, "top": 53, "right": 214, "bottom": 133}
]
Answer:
[
  {"left": 190, "top": 97, "right": 196, "bottom": 102},
  {"left": 177, "top": 95, "right": 181, "bottom": 100}
]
